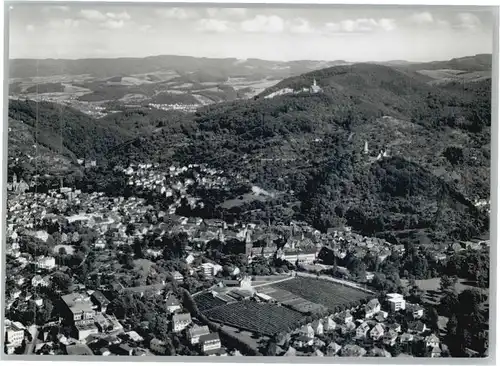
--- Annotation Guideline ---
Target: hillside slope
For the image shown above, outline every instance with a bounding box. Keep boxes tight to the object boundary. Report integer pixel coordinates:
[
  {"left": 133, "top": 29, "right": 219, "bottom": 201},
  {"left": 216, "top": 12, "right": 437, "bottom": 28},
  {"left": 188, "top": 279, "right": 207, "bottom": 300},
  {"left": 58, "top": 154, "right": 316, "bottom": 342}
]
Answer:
[{"left": 104, "top": 60, "right": 490, "bottom": 242}]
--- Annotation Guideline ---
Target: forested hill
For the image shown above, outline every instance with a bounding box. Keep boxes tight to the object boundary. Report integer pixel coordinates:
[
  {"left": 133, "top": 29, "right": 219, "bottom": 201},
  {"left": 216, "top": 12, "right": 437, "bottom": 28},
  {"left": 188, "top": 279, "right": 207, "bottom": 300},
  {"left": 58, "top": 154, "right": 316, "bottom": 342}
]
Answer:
[{"left": 8, "top": 56, "right": 491, "bottom": 242}]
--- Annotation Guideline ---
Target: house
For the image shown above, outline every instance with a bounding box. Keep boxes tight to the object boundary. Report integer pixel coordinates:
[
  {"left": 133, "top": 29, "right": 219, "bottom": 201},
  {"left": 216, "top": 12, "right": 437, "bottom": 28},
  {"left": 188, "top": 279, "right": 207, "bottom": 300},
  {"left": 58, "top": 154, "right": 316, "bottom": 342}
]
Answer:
[
  {"left": 200, "top": 263, "right": 223, "bottom": 278},
  {"left": 115, "top": 343, "right": 133, "bottom": 356},
  {"left": 407, "top": 303, "right": 424, "bottom": 319},
  {"left": 32, "top": 275, "right": 50, "bottom": 287},
  {"left": 356, "top": 322, "right": 370, "bottom": 338},
  {"left": 172, "top": 313, "right": 192, "bottom": 332},
  {"left": 326, "top": 342, "right": 342, "bottom": 356},
  {"left": 313, "top": 349, "right": 324, "bottom": 357},
  {"left": 313, "top": 338, "right": 326, "bottom": 348},
  {"left": 293, "top": 335, "right": 314, "bottom": 348},
  {"left": 94, "top": 313, "right": 123, "bottom": 333},
  {"left": 431, "top": 346, "right": 442, "bottom": 358},
  {"left": 165, "top": 294, "right": 182, "bottom": 314},
  {"left": 133, "top": 348, "right": 151, "bottom": 356},
  {"left": 399, "top": 333, "right": 414, "bottom": 343},
  {"left": 425, "top": 334, "right": 440, "bottom": 349},
  {"left": 323, "top": 316, "right": 336, "bottom": 332},
  {"left": 125, "top": 331, "right": 144, "bottom": 343},
  {"left": 370, "top": 323, "right": 385, "bottom": 340},
  {"left": 34, "top": 297, "right": 44, "bottom": 307},
  {"left": 150, "top": 338, "right": 167, "bottom": 354},
  {"left": 94, "top": 239, "right": 106, "bottom": 249},
  {"left": 188, "top": 325, "right": 210, "bottom": 345},
  {"left": 299, "top": 324, "right": 315, "bottom": 339},
  {"left": 170, "top": 271, "right": 184, "bottom": 282},
  {"left": 386, "top": 293, "right": 406, "bottom": 312},
  {"left": 365, "top": 298, "right": 381, "bottom": 318},
  {"left": 341, "top": 321, "right": 356, "bottom": 335},
  {"left": 36, "top": 255, "right": 56, "bottom": 270},
  {"left": 385, "top": 323, "right": 400, "bottom": 334},
  {"left": 311, "top": 319, "right": 324, "bottom": 335},
  {"left": 91, "top": 291, "right": 110, "bottom": 313},
  {"left": 374, "top": 311, "right": 388, "bottom": 323},
  {"left": 341, "top": 344, "right": 367, "bottom": 357},
  {"left": 185, "top": 253, "right": 195, "bottom": 265},
  {"left": 368, "top": 347, "right": 392, "bottom": 357},
  {"left": 199, "top": 333, "right": 222, "bottom": 353},
  {"left": 99, "top": 348, "right": 111, "bottom": 356},
  {"left": 408, "top": 321, "right": 427, "bottom": 334},
  {"left": 337, "top": 310, "right": 353, "bottom": 324},
  {"left": 383, "top": 330, "right": 399, "bottom": 346}
]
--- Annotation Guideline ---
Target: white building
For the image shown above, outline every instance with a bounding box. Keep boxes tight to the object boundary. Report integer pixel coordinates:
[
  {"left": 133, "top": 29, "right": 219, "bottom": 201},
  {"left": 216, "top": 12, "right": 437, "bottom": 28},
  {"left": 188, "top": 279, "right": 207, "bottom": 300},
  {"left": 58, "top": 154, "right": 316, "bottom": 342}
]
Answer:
[
  {"left": 188, "top": 325, "right": 210, "bottom": 345},
  {"left": 4, "top": 320, "right": 25, "bottom": 353},
  {"left": 36, "top": 256, "right": 56, "bottom": 270},
  {"left": 172, "top": 313, "right": 192, "bottom": 332},
  {"left": 199, "top": 333, "right": 222, "bottom": 353},
  {"left": 387, "top": 293, "right": 406, "bottom": 312}
]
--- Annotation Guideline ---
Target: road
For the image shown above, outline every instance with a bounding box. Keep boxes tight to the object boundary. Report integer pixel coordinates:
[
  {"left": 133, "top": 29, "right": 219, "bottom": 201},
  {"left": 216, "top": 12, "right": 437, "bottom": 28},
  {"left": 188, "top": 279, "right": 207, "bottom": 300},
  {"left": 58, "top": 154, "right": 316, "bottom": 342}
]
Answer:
[
  {"left": 252, "top": 275, "right": 294, "bottom": 289},
  {"left": 24, "top": 326, "right": 38, "bottom": 355}
]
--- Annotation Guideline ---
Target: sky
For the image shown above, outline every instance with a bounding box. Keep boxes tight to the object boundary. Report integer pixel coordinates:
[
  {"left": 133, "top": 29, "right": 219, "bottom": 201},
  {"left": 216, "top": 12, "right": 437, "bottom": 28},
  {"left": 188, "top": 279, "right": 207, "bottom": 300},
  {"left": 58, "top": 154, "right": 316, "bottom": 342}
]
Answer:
[{"left": 8, "top": 4, "right": 495, "bottom": 62}]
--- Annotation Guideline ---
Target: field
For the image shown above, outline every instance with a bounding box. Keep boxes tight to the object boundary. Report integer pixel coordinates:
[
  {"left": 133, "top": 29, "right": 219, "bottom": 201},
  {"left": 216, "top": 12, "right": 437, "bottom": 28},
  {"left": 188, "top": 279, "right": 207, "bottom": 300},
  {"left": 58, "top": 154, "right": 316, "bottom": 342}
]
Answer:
[
  {"left": 270, "top": 277, "right": 373, "bottom": 312},
  {"left": 256, "top": 287, "right": 327, "bottom": 314},
  {"left": 401, "top": 277, "right": 488, "bottom": 305},
  {"left": 203, "top": 300, "right": 304, "bottom": 336},
  {"left": 194, "top": 292, "right": 227, "bottom": 312},
  {"left": 401, "top": 277, "right": 488, "bottom": 293}
]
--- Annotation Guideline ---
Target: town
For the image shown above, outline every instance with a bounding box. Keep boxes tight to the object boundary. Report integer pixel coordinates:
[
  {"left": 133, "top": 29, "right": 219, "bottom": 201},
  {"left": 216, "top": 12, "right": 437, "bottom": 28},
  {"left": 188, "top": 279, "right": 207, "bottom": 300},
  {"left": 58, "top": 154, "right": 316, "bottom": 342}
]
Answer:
[{"left": 4, "top": 161, "right": 489, "bottom": 357}]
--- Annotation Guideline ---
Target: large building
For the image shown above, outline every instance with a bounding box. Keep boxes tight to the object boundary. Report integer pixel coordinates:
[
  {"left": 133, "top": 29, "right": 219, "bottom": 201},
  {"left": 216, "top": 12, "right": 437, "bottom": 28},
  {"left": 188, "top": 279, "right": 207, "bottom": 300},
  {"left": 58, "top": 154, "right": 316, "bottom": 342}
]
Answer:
[
  {"left": 277, "top": 248, "right": 318, "bottom": 264},
  {"left": 4, "top": 320, "right": 25, "bottom": 354},
  {"left": 386, "top": 293, "right": 406, "bottom": 312},
  {"left": 60, "top": 292, "right": 98, "bottom": 340}
]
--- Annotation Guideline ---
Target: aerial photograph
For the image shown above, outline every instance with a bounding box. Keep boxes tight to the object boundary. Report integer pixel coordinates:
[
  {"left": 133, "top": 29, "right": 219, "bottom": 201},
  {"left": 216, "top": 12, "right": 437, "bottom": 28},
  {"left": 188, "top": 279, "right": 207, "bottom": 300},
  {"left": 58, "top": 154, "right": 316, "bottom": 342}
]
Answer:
[{"left": 3, "top": 2, "right": 493, "bottom": 359}]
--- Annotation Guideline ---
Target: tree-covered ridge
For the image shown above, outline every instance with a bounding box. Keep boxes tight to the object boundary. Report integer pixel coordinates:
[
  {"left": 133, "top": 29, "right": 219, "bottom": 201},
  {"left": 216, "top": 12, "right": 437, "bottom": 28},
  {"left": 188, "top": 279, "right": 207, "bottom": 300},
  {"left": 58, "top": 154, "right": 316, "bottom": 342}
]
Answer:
[{"left": 8, "top": 99, "right": 133, "bottom": 159}]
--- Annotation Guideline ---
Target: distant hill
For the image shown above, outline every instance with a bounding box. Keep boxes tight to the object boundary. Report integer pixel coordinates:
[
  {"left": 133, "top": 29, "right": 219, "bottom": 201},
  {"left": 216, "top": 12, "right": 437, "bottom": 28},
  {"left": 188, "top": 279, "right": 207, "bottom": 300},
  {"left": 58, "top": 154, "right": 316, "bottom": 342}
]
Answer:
[
  {"left": 9, "top": 55, "right": 352, "bottom": 80},
  {"left": 406, "top": 54, "right": 492, "bottom": 72}
]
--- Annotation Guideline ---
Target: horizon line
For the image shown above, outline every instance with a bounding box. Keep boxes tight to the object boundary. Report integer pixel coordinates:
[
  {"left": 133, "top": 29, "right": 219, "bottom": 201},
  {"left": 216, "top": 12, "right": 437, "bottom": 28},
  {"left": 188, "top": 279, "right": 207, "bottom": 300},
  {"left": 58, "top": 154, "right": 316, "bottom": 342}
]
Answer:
[{"left": 7, "top": 52, "right": 492, "bottom": 65}]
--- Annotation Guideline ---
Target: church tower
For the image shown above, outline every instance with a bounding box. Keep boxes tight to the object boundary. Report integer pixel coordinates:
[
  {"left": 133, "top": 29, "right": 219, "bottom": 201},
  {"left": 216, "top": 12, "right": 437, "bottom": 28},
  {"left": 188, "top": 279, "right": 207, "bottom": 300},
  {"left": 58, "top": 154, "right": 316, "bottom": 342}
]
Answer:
[
  {"left": 363, "top": 140, "right": 369, "bottom": 155},
  {"left": 245, "top": 230, "right": 253, "bottom": 258},
  {"left": 218, "top": 228, "right": 225, "bottom": 243}
]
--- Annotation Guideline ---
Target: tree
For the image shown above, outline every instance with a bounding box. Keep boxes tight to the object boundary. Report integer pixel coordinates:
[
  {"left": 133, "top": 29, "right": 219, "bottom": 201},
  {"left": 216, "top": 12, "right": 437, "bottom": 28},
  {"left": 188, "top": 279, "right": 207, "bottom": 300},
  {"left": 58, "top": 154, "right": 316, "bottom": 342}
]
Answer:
[
  {"left": 265, "top": 340, "right": 278, "bottom": 356},
  {"left": 51, "top": 272, "right": 72, "bottom": 293},
  {"left": 439, "top": 275, "right": 453, "bottom": 292},
  {"left": 427, "top": 307, "right": 440, "bottom": 331}
]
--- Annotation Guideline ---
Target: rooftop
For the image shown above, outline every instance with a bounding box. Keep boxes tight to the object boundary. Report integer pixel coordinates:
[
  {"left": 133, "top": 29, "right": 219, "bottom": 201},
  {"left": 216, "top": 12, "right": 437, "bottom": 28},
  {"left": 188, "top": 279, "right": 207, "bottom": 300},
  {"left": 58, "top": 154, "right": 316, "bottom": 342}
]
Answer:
[
  {"left": 61, "top": 293, "right": 94, "bottom": 314},
  {"left": 199, "top": 333, "right": 220, "bottom": 343},
  {"left": 66, "top": 344, "right": 94, "bottom": 356}
]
